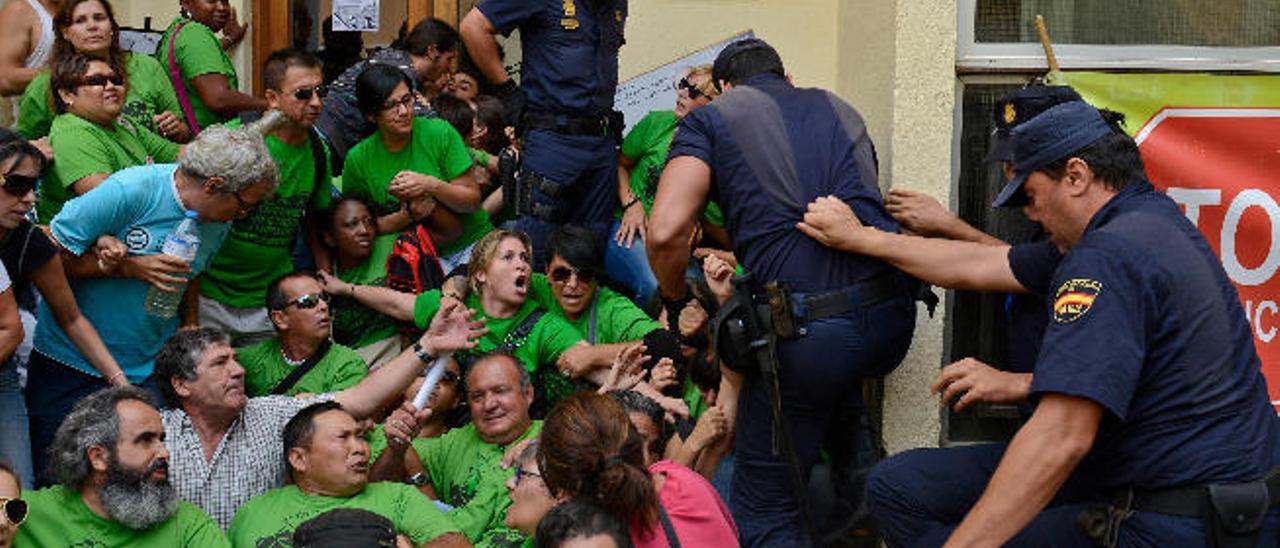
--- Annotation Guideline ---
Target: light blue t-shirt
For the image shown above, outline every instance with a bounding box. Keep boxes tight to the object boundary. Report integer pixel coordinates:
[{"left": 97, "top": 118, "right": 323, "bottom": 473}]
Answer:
[{"left": 35, "top": 164, "right": 231, "bottom": 381}]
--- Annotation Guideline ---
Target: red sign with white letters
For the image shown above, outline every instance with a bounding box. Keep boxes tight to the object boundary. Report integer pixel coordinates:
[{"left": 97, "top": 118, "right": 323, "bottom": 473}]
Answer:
[{"left": 1136, "top": 108, "right": 1280, "bottom": 409}]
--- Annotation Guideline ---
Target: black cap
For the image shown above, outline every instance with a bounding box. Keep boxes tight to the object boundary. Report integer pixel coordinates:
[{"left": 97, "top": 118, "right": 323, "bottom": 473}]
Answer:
[
  {"left": 711, "top": 38, "right": 781, "bottom": 90},
  {"left": 985, "top": 85, "right": 1083, "bottom": 163},
  {"left": 991, "top": 101, "right": 1114, "bottom": 208},
  {"left": 293, "top": 509, "right": 397, "bottom": 548}
]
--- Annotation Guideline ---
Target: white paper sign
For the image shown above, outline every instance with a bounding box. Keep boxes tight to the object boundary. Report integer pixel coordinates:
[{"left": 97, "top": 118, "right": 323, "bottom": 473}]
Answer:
[
  {"left": 614, "top": 30, "right": 754, "bottom": 131},
  {"left": 333, "top": 0, "right": 379, "bottom": 32}
]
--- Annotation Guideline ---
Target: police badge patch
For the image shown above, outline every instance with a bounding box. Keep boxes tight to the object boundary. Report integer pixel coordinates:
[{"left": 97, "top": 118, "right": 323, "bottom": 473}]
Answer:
[{"left": 1053, "top": 278, "right": 1101, "bottom": 324}]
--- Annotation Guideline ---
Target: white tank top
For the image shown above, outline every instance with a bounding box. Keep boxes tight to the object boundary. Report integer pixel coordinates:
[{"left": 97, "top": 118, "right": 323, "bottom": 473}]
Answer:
[{"left": 21, "top": 0, "right": 54, "bottom": 69}]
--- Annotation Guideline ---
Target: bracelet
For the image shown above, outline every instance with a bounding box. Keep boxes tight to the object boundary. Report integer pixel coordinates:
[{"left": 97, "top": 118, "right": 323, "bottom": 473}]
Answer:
[
  {"left": 622, "top": 196, "right": 641, "bottom": 210},
  {"left": 107, "top": 371, "right": 126, "bottom": 385},
  {"left": 412, "top": 341, "right": 436, "bottom": 364}
]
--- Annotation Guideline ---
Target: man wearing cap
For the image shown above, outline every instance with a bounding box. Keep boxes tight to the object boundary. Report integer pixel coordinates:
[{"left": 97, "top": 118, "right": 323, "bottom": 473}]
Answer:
[
  {"left": 460, "top": 0, "right": 627, "bottom": 268},
  {"left": 647, "top": 38, "right": 917, "bottom": 546},
  {"left": 800, "top": 101, "right": 1280, "bottom": 545}
]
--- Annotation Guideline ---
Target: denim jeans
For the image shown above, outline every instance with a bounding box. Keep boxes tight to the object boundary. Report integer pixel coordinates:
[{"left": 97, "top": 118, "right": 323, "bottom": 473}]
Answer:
[
  {"left": 0, "top": 355, "right": 32, "bottom": 489},
  {"left": 604, "top": 218, "right": 659, "bottom": 309}
]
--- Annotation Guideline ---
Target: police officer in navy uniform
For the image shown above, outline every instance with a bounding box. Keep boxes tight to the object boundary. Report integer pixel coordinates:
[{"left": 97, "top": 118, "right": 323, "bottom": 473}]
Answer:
[
  {"left": 647, "top": 39, "right": 917, "bottom": 547},
  {"left": 460, "top": 0, "right": 626, "bottom": 269},
  {"left": 800, "top": 100, "right": 1280, "bottom": 546}
]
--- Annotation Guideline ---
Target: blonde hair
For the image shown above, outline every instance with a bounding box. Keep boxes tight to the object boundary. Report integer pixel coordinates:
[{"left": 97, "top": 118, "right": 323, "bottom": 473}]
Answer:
[
  {"left": 466, "top": 229, "right": 532, "bottom": 295},
  {"left": 686, "top": 65, "right": 719, "bottom": 99}
]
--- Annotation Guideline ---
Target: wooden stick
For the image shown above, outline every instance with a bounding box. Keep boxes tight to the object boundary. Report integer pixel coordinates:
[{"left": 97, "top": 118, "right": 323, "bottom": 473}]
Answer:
[{"left": 1035, "top": 14, "right": 1059, "bottom": 72}]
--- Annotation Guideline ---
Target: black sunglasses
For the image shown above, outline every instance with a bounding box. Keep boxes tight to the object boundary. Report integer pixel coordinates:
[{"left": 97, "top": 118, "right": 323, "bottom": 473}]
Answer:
[
  {"left": 0, "top": 173, "right": 38, "bottom": 196},
  {"left": 514, "top": 464, "right": 541, "bottom": 483},
  {"left": 278, "top": 291, "right": 331, "bottom": 310},
  {"left": 548, "top": 266, "right": 594, "bottom": 285},
  {"left": 674, "top": 78, "right": 704, "bottom": 100},
  {"left": 290, "top": 84, "right": 327, "bottom": 101},
  {"left": 0, "top": 496, "right": 27, "bottom": 526},
  {"left": 80, "top": 73, "right": 124, "bottom": 88}
]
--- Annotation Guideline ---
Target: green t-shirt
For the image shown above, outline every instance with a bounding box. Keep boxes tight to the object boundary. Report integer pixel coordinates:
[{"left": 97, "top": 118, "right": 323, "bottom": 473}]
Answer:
[
  {"left": 201, "top": 126, "right": 335, "bottom": 307},
  {"left": 528, "top": 274, "right": 662, "bottom": 344},
  {"left": 418, "top": 422, "right": 542, "bottom": 545},
  {"left": 227, "top": 483, "right": 460, "bottom": 547},
  {"left": 412, "top": 291, "right": 583, "bottom": 408},
  {"left": 17, "top": 52, "right": 182, "bottom": 139},
  {"left": 620, "top": 109, "right": 725, "bottom": 225},
  {"left": 332, "top": 236, "right": 400, "bottom": 348},
  {"left": 16, "top": 485, "right": 228, "bottom": 547},
  {"left": 156, "top": 17, "right": 237, "bottom": 130},
  {"left": 236, "top": 338, "right": 368, "bottom": 397},
  {"left": 343, "top": 116, "right": 491, "bottom": 256},
  {"left": 40, "top": 113, "right": 180, "bottom": 223}
]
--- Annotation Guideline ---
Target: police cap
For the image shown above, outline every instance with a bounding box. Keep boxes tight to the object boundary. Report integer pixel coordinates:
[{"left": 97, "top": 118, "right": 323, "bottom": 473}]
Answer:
[
  {"left": 992, "top": 101, "right": 1113, "bottom": 208},
  {"left": 985, "top": 85, "right": 1083, "bottom": 163}
]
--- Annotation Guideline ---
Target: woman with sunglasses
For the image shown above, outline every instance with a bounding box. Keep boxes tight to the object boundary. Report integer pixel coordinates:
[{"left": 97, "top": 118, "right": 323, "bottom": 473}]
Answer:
[
  {"left": 0, "top": 128, "right": 124, "bottom": 490},
  {"left": 343, "top": 64, "right": 489, "bottom": 276},
  {"left": 539, "top": 392, "right": 738, "bottom": 548},
  {"left": 0, "top": 460, "right": 27, "bottom": 548},
  {"left": 37, "top": 54, "right": 182, "bottom": 223},
  {"left": 609, "top": 66, "right": 725, "bottom": 310},
  {"left": 156, "top": 0, "right": 265, "bottom": 132},
  {"left": 17, "top": 0, "right": 189, "bottom": 143},
  {"left": 319, "top": 196, "right": 403, "bottom": 368},
  {"left": 322, "top": 229, "right": 626, "bottom": 416}
]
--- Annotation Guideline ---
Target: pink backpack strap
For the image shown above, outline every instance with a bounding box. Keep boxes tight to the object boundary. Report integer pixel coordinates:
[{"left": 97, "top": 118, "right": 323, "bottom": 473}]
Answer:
[{"left": 166, "top": 20, "right": 202, "bottom": 135}]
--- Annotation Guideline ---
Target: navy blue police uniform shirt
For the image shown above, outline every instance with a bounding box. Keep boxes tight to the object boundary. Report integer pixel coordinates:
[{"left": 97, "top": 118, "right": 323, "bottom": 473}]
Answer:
[
  {"left": 1006, "top": 234, "right": 1062, "bottom": 374},
  {"left": 1027, "top": 180, "right": 1280, "bottom": 489},
  {"left": 667, "top": 73, "right": 899, "bottom": 293},
  {"left": 478, "top": 0, "right": 626, "bottom": 116}
]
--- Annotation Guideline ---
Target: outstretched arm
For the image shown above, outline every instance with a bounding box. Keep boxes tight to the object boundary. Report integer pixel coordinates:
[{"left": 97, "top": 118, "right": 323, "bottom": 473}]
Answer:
[
  {"left": 798, "top": 196, "right": 1025, "bottom": 293},
  {"left": 648, "top": 156, "right": 712, "bottom": 300}
]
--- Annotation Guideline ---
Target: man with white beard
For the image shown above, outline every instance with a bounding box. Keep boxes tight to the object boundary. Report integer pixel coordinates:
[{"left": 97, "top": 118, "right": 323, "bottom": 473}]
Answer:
[{"left": 14, "top": 387, "right": 227, "bottom": 546}]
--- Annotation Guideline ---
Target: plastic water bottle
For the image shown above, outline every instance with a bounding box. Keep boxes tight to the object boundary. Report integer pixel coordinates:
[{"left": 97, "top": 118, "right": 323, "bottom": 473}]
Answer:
[{"left": 144, "top": 210, "right": 200, "bottom": 318}]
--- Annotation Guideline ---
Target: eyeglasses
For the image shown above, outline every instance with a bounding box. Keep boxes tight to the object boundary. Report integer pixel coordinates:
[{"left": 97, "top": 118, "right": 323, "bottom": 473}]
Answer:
[
  {"left": 289, "top": 84, "right": 327, "bottom": 101},
  {"left": 381, "top": 94, "right": 416, "bottom": 113},
  {"left": 0, "top": 173, "right": 38, "bottom": 196},
  {"left": 514, "top": 464, "right": 541, "bottom": 483},
  {"left": 80, "top": 73, "right": 124, "bottom": 88},
  {"left": 548, "top": 266, "right": 594, "bottom": 285},
  {"left": 225, "top": 189, "right": 254, "bottom": 218},
  {"left": 0, "top": 497, "right": 27, "bottom": 526},
  {"left": 674, "top": 78, "right": 704, "bottom": 100},
  {"left": 278, "top": 291, "right": 331, "bottom": 311},
  {"left": 441, "top": 371, "right": 460, "bottom": 384}
]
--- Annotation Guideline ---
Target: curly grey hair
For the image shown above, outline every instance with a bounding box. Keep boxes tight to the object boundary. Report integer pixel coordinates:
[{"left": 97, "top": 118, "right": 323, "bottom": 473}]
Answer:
[
  {"left": 46, "top": 386, "right": 156, "bottom": 489},
  {"left": 154, "top": 327, "right": 230, "bottom": 408},
  {"left": 177, "top": 111, "right": 286, "bottom": 194}
]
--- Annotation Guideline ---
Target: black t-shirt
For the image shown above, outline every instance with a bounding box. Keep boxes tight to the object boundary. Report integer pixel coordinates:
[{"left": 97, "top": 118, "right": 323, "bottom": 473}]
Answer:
[{"left": 0, "top": 221, "right": 59, "bottom": 311}]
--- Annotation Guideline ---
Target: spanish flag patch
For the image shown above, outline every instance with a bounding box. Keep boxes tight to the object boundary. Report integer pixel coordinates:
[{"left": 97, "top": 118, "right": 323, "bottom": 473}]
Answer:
[{"left": 1053, "top": 278, "right": 1102, "bottom": 324}]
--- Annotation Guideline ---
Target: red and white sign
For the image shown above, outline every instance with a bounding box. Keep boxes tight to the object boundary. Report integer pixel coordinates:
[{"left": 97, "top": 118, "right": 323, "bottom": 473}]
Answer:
[{"left": 1135, "top": 108, "right": 1280, "bottom": 408}]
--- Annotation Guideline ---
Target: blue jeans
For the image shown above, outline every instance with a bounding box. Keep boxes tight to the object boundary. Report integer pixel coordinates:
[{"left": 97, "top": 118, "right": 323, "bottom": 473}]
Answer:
[
  {"left": 604, "top": 218, "right": 659, "bottom": 309},
  {"left": 516, "top": 130, "right": 617, "bottom": 270},
  {"left": 25, "top": 351, "right": 161, "bottom": 487},
  {"left": 0, "top": 355, "right": 32, "bottom": 489},
  {"left": 732, "top": 290, "right": 916, "bottom": 547},
  {"left": 866, "top": 443, "right": 1280, "bottom": 547}
]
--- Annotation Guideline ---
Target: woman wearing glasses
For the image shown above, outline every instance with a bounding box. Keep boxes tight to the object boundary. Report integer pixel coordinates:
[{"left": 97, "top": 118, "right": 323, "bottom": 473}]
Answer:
[
  {"left": 37, "top": 54, "right": 181, "bottom": 223},
  {"left": 608, "top": 66, "right": 724, "bottom": 310},
  {"left": 17, "top": 0, "right": 189, "bottom": 143},
  {"left": 156, "top": 0, "right": 265, "bottom": 132},
  {"left": 342, "top": 64, "right": 487, "bottom": 276},
  {"left": 321, "top": 229, "right": 624, "bottom": 416},
  {"left": 0, "top": 460, "right": 26, "bottom": 548},
  {"left": 0, "top": 129, "right": 124, "bottom": 490}
]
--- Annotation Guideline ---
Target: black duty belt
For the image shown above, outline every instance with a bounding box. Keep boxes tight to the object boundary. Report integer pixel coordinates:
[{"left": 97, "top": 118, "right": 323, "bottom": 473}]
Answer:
[
  {"left": 789, "top": 272, "right": 902, "bottom": 323},
  {"left": 525, "top": 112, "right": 612, "bottom": 136},
  {"left": 1119, "top": 469, "right": 1280, "bottom": 517}
]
